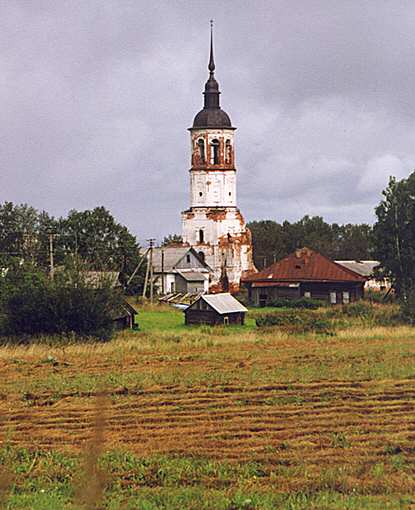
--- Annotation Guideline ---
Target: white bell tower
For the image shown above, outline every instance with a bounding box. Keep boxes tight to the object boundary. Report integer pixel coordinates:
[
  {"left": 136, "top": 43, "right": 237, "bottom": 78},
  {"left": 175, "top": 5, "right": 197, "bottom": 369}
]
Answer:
[{"left": 181, "top": 23, "right": 255, "bottom": 292}]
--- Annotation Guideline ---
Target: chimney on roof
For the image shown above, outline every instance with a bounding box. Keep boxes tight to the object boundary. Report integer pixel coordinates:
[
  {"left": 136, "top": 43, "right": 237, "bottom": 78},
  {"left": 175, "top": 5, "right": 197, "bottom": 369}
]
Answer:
[{"left": 295, "top": 247, "right": 312, "bottom": 264}]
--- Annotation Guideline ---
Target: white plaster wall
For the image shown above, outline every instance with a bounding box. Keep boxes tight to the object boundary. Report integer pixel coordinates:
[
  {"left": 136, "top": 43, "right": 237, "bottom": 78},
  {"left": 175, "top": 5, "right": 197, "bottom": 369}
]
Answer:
[
  {"left": 181, "top": 208, "right": 253, "bottom": 286},
  {"left": 190, "top": 170, "right": 236, "bottom": 207},
  {"left": 182, "top": 208, "right": 245, "bottom": 246}
]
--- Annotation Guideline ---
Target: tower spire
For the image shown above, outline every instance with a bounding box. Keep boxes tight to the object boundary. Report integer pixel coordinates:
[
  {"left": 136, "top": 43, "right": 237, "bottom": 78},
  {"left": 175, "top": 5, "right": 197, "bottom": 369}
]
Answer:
[
  {"left": 208, "top": 19, "right": 215, "bottom": 75},
  {"left": 203, "top": 20, "right": 220, "bottom": 110}
]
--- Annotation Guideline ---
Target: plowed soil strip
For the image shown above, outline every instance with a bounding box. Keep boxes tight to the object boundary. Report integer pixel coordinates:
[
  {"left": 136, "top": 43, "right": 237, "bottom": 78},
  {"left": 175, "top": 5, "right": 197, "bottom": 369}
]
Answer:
[{"left": 1, "top": 379, "right": 414, "bottom": 468}]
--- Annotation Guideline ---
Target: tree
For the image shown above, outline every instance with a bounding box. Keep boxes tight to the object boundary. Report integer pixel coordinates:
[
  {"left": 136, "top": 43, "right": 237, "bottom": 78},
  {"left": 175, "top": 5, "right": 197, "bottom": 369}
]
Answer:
[
  {"left": 162, "top": 234, "right": 183, "bottom": 246},
  {"left": 373, "top": 173, "right": 415, "bottom": 301},
  {"left": 0, "top": 261, "right": 125, "bottom": 340},
  {"left": 0, "top": 202, "right": 57, "bottom": 268},
  {"left": 0, "top": 202, "right": 146, "bottom": 293},
  {"left": 247, "top": 220, "right": 285, "bottom": 269},
  {"left": 334, "top": 223, "right": 374, "bottom": 260},
  {"left": 57, "top": 207, "right": 138, "bottom": 271},
  {"left": 248, "top": 216, "right": 374, "bottom": 269}
]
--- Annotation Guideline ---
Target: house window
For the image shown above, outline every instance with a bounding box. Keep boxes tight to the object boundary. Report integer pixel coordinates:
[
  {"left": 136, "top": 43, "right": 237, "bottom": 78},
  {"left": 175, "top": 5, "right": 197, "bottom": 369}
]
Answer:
[
  {"left": 342, "top": 291, "right": 350, "bottom": 304},
  {"left": 186, "top": 254, "right": 191, "bottom": 263},
  {"left": 330, "top": 292, "right": 337, "bottom": 304},
  {"left": 210, "top": 139, "right": 219, "bottom": 164},
  {"left": 170, "top": 282, "right": 175, "bottom": 293},
  {"left": 304, "top": 291, "right": 311, "bottom": 298},
  {"left": 199, "top": 229, "right": 204, "bottom": 243},
  {"left": 197, "top": 138, "right": 205, "bottom": 162},
  {"left": 198, "top": 251, "right": 205, "bottom": 263}
]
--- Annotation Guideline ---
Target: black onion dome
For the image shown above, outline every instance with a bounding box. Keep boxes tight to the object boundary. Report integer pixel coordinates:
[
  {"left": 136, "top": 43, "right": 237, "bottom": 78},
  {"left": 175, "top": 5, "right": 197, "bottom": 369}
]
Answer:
[
  {"left": 191, "top": 22, "right": 234, "bottom": 130},
  {"left": 193, "top": 108, "right": 232, "bottom": 128}
]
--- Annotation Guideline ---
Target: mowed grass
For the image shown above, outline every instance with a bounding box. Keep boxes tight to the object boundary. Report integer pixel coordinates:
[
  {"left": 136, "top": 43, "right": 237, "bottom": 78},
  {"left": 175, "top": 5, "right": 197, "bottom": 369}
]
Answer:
[
  {"left": 136, "top": 303, "right": 257, "bottom": 331},
  {"left": 0, "top": 304, "right": 415, "bottom": 509}
]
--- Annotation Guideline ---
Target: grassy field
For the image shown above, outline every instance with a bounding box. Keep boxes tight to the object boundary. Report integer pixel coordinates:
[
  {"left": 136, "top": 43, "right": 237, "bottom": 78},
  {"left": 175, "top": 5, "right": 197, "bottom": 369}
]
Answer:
[{"left": 0, "top": 304, "right": 415, "bottom": 509}]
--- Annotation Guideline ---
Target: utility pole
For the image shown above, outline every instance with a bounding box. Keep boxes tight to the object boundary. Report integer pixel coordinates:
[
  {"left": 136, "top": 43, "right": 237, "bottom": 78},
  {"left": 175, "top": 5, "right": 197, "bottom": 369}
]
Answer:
[
  {"left": 142, "top": 238, "right": 156, "bottom": 301},
  {"left": 161, "top": 248, "right": 165, "bottom": 295},
  {"left": 49, "top": 232, "right": 55, "bottom": 280},
  {"left": 148, "top": 238, "right": 155, "bottom": 304},
  {"left": 126, "top": 248, "right": 149, "bottom": 288}
]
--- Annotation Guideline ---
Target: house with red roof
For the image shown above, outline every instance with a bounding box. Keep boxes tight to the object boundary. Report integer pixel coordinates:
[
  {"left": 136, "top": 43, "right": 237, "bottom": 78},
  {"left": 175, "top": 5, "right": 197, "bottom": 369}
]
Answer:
[{"left": 242, "top": 247, "right": 367, "bottom": 306}]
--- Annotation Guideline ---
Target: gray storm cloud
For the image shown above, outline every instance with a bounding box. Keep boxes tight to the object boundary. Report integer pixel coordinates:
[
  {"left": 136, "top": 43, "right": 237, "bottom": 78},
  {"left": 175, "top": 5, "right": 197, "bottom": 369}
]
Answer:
[{"left": 1, "top": 1, "right": 415, "bottom": 243}]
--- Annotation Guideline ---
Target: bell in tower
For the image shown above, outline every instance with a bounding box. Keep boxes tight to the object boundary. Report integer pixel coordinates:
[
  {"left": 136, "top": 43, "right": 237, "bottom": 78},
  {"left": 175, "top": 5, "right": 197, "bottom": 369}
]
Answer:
[{"left": 181, "top": 22, "right": 255, "bottom": 292}]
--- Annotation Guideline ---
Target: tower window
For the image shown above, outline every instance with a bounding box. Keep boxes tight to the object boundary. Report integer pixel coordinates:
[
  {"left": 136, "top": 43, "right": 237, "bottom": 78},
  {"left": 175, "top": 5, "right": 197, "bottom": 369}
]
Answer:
[
  {"left": 198, "top": 251, "right": 205, "bottom": 263},
  {"left": 225, "top": 139, "right": 232, "bottom": 164},
  {"left": 210, "top": 139, "right": 219, "bottom": 164},
  {"left": 199, "top": 229, "right": 204, "bottom": 243},
  {"left": 199, "top": 192, "right": 203, "bottom": 197},
  {"left": 197, "top": 138, "right": 205, "bottom": 163}
]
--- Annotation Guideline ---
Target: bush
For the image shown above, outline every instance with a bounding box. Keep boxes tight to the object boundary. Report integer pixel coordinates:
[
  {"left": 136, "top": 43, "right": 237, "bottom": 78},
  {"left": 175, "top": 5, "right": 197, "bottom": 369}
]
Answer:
[
  {"left": 340, "top": 301, "right": 374, "bottom": 318},
  {"left": 400, "top": 288, "right": 415, "bottom": 325},
  {"left": 269, "top": 297, "right": 322, "bottom": 309},
  {"left": 233, "top": 288, "right": 249, "bottom": 307},
  {"left": 0, "top": 264, "right": 125, "bottom": 341},
  {"left": 366, "top": 289, "right": 395, "bottom": 303},
  {"left": 256, "top": 310, "right": 334, "bottom": 335}
]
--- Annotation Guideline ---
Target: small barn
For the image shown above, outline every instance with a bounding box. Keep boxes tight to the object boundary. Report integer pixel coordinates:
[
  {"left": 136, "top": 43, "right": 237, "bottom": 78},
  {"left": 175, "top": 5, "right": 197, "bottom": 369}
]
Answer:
[
  {"left": 243, "top": 247, "right": 367, "bottom": 306},
  {"left": 184, "top": 293, "right": 247, "bottom": 326}
]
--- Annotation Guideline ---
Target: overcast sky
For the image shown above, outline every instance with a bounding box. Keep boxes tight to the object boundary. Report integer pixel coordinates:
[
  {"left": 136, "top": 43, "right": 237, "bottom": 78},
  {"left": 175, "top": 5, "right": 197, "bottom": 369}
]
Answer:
[{"left": 2, "top": 1, "right": 415, "bottom": 244}]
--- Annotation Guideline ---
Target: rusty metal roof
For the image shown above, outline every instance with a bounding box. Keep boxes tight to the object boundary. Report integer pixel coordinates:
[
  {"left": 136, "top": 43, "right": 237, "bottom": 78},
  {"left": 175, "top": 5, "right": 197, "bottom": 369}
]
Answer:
[
  {"left": 244, "top": 248, "right": 367, "bottom": 283},
  {"left": 251, "top": 281, "right": 300, "bottom": 288}
]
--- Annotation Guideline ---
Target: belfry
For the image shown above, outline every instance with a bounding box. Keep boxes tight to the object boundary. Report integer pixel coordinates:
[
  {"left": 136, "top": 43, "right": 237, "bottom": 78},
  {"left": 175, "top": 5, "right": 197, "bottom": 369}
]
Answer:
[{"left": 181, "top": 23, "right": 255, "bottom": 292}]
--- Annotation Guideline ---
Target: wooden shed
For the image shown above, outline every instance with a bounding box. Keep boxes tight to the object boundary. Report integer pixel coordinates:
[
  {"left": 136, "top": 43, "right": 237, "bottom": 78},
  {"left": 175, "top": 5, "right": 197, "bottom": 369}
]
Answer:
[
  {"left": 184, "top": 293, "right": 247, "bottom": 326},
  {"left": 111, "top": 301, "right": 138, "bottom": 330}
]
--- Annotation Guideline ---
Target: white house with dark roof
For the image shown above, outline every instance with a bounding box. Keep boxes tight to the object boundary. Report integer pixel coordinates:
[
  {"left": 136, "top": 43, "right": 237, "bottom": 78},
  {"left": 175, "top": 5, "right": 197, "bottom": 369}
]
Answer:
[
  {"left": 151, "top": 246, "right": 212, "bottom": 295},
  {"left": 335, "top": 260, "right": 391, "bottom": 291}
]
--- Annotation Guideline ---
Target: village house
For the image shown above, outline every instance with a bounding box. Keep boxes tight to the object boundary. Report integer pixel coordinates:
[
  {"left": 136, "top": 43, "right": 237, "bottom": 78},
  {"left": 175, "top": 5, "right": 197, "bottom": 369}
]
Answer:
[
  {"left": 151, "top": 246, "right": 212, "bottom": 295},
  {"left": 335, "top": 260, "right": 391, "bottom": 292},
  {"left": 184, "top": 292, "right": 247, "bottom": 325},
  {"left": 243, "top": 247, "right": 367, "bottom": 306}
]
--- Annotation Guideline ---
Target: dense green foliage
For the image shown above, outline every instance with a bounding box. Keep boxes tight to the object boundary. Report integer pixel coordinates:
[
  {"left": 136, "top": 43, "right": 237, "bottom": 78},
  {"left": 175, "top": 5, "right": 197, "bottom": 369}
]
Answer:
[
  {"left": 0, "top": 202, "right": 144, "bottom": 293},
  {"left": 162, "top": 233, "right": 183, "bottom": 246},
  {"left": 248, "top": 216, "right": 373, "bottom": 269},
  {"left": 0, "top": 202, "right": 55, "bottom": 269},
  {"left": 269, "top": 297, "right": 322, "bottom": 309},
  {"left": 0, "top": 263, "right": 124, "bottom": 341},
  {"left": 373, "top": 172, "right": 415, "bottom": 322},
  {"left": 255, "top": 310, "right": 334, "bottom": 334}
]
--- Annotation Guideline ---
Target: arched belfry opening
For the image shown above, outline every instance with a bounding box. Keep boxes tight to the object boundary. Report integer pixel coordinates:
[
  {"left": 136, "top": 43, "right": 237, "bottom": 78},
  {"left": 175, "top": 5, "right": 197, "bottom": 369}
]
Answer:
[
  {"left": 197, "top": 138, "right": 205, "bottom": 163},
  {"left": 225, "top": 139, "right": 232, "bottom": 164},
  {"left": 211, "top": 139, "right": 219, "bottom": 165}
]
